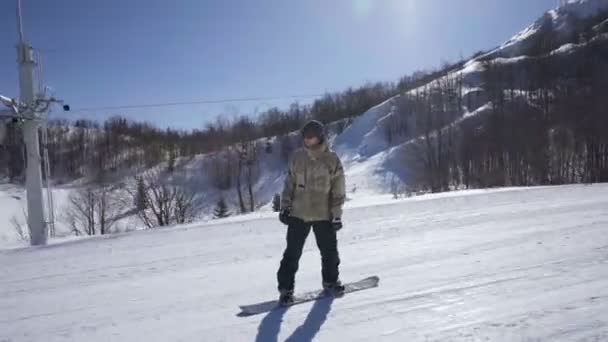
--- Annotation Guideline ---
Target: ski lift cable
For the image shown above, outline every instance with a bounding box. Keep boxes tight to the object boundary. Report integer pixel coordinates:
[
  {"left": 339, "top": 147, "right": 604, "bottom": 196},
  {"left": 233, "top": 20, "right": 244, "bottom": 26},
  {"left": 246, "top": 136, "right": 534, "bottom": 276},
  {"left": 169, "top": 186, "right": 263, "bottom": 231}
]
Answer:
[{"left": 68, "top": 94, "right": 325, "bottom": 113}]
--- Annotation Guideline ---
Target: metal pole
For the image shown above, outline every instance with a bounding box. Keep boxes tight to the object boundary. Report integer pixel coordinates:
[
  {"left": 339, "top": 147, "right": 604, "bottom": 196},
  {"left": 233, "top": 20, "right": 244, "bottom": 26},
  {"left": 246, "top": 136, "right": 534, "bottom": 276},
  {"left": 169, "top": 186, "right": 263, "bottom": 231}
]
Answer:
[
  {"left": 42, "top": 120, "right": 56, "bottom": 237},
  {"left": 37, "top": 45, "right": 55, "bottom": 237},
  {"left": 36, "top": 50, "right": 43, "bottom": 95},
  {"left": 17, "top": 0, "right": 47, "bottom": 245},
  {"left": 16, "top": 0, "right": 24, "bottom": 42}
]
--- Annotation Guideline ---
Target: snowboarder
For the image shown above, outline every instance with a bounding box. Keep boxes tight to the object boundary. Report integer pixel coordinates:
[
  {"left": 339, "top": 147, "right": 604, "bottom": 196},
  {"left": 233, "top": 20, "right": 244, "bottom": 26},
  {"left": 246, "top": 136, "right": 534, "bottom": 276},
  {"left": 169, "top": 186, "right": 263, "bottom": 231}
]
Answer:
[{"left": 277, "top": 120, "right": 346, "bottom": 306}]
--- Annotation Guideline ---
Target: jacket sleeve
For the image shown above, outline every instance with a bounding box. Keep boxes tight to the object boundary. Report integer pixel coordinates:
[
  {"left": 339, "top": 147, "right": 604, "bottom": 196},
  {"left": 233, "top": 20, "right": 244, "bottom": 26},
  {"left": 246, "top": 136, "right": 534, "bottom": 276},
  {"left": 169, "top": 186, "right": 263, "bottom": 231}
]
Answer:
[
  {"left": 329, "top": 155, "right": 346, "bottom": 219},
  {"left": 281, "top": 156, "right": 296, "bottom": 210}
]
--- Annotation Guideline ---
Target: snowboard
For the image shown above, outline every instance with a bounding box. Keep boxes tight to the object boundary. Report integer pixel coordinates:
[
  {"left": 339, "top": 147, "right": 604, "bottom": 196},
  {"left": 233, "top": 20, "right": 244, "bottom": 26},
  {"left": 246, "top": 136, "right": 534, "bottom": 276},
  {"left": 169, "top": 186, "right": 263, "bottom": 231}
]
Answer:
[{"left": 238, "top": 275, "right": 379, "bottom": 316}]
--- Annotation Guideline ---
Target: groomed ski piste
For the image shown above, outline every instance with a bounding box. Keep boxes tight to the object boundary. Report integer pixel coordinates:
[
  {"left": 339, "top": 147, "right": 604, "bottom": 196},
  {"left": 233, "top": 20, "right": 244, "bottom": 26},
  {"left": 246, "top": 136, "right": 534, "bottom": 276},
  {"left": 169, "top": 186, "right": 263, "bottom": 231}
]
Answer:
[
  {"left": 2, "top": 183, "right": 608, "bottom": 341},
  {"left": 2, "top": 0, "right": 608, "bottom": 340}
]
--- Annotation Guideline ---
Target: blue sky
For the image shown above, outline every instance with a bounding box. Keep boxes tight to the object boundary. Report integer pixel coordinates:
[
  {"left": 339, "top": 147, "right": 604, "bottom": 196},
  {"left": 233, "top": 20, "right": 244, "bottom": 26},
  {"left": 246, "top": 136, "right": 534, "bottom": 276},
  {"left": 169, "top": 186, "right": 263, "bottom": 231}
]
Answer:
[{"left": 0, "top": 0, "right": 558, "bottom": 129}]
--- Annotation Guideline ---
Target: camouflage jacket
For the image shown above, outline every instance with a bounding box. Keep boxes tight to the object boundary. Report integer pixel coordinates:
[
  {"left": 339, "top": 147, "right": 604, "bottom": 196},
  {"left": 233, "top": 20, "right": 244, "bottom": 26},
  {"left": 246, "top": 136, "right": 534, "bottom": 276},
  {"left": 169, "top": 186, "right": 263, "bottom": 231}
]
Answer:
[{"left": 281, "top": 142, "right": 346, "bottom": 222}]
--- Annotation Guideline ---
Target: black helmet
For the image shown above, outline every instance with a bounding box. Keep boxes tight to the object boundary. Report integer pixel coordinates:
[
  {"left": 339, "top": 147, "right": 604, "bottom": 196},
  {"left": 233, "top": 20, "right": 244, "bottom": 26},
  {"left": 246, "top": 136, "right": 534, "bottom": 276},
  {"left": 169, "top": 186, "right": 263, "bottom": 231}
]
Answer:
[{"left": 301, "top": 120, "right": 325, "bottom": 142}]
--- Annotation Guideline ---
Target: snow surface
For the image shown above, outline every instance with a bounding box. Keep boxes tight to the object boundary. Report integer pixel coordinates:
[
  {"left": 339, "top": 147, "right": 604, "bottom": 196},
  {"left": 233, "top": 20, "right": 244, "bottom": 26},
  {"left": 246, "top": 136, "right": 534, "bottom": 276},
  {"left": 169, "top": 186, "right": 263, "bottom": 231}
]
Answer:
[
  {"left": 0, "top": 184, "right": 75, "bottom": 248},
  {"left": 563, "top": 0, "right": 608, "bottom": 18},
  {"left": 478, "top": 0, "right": 608, "bottom": 60},
  {"left": 2, "top": 184, "right": 608, "bottom": 341},
  {"left": 0, "top": 183, "right": 143, "bottom": 249},
  {"left": 333, "top": 98, "right": 396, "bottom": 161}
]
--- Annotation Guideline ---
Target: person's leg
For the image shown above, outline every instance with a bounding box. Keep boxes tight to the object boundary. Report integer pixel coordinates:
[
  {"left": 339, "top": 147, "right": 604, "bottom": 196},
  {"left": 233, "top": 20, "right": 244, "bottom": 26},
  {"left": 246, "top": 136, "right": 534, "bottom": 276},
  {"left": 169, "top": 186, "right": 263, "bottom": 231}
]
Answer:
[
  {"left": 312, "top": 221, "right": 340, "bottom": 285},
  {"left": 277, "top": 218, "right": 311, "bottom": 292}
]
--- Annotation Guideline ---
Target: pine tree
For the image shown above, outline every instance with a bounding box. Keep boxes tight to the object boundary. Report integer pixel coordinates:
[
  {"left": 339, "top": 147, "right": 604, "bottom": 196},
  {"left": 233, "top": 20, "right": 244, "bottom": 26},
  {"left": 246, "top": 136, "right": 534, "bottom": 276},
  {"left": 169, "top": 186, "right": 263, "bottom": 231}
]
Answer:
[
  {"left": 167, "top": 149, "right": 176, "bottom": 173},
  {"left": 134, "top": 176, "right": 147, "bottom": 211},
  {"left": 265, "top": 140, "right": 273, "bottom": 154},
  {"left": 272, "top": 193, "right": 281, "bottom": 212},
  {"left": 213, "top": 198, "right": 231, "bottom": 219}
]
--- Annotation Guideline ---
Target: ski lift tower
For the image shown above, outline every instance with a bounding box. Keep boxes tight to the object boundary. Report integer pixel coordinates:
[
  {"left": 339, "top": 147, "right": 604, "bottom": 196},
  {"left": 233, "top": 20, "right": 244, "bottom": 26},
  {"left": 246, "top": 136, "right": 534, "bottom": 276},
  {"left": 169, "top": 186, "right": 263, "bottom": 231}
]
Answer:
[{"left": 3, "top": 0, "right": 69, "bottom": 245}]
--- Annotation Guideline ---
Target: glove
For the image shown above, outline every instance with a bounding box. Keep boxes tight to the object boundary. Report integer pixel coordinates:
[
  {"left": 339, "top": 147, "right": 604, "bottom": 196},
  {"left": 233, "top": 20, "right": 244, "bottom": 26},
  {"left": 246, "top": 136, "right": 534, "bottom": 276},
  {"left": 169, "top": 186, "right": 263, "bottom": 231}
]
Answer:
[
  {"left": 279, "top": 208, "right": 291, "bottom": 225},
  {"left": 331, "top": 217, "right": 343, "bottom": 231}
]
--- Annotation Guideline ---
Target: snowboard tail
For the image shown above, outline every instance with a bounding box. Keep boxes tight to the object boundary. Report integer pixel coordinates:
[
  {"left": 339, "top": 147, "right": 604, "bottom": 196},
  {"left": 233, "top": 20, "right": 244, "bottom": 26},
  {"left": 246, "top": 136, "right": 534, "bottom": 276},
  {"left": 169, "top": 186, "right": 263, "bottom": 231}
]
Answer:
[{"left": 238, "top": 276, "right": 379, "bottom": 316}]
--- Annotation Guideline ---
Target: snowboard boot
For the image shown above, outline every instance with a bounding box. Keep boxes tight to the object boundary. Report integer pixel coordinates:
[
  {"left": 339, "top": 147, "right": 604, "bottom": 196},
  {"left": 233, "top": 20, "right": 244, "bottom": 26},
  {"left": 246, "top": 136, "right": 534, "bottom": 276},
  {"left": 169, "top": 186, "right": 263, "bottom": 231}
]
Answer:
[
  {"left": 278, "top": 289, "right": 294, "bottom": 307},
  {"left": 323, "top": 280, "right": 345, "bottom": 296}
]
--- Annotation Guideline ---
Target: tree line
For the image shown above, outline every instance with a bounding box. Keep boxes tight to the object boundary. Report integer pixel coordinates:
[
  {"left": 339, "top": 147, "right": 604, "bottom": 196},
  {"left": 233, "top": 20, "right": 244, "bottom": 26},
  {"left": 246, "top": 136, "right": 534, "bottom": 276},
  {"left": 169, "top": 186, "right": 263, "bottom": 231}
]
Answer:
[
  {"left": 1, "top": 55, "right": 473, "bottom": 185},
  {"left": 6, "top": 17, "right": 607, "bottom": 235},
  {"left": 392, "top": 24, "right": 608, "bottom": 193}
]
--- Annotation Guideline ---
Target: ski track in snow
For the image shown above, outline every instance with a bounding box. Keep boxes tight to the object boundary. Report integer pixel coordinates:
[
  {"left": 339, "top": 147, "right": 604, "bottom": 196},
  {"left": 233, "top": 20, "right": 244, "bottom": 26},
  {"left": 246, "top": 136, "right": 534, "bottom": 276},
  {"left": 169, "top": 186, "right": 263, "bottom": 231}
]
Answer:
[{"left": 1, "top": 184, "right": 608, "bottom": 341}]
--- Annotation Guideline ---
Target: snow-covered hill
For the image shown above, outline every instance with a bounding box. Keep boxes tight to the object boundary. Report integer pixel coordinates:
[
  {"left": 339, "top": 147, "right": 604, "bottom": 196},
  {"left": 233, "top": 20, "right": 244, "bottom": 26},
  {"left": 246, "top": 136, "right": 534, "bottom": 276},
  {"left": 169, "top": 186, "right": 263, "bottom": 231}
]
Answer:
[
  {"left": 0, "top": 184, "right": 74, "bottom": 248},
  {"left": 2, "top": 184, "right": 607, "bottom": 341},
  {"left": 2, "top": 0, "right": 607, "bottom": 248},
  {"left": 329, "top": 0, "right": 608, "bottom": 194},
  {"left": 482, "top": 0, "right": 608, "bottom": 59}
]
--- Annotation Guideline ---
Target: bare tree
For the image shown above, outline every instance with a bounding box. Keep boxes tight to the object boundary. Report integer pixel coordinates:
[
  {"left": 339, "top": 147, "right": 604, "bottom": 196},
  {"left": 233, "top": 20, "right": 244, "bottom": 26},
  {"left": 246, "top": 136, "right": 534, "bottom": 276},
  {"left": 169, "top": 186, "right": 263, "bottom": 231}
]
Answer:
[
  {"left": 234, "top": 146, "right": 247, "bottom": 214},
  {"left": 279, "top": 135, "right": 295, "bottom": 163},
  {"left": 272, "top": 193, "right": 281, "bottom": 212},
  {"left": 67, "top": 185, "right": 118, "bottom": 236},
  {"left": 96, "top": 186, "right": 116, "bottom": 235},
  {"left": 174, "top": 187, "right": 196, "bottom": 224},
  {"left": 134, "top": 169, "right": 199, "bottom": 228},
  {"left": 10, "top": 209, "right": 29, "bottom": 242},
  {"left": 243, "top": 142, "right": 260, "bottom": 212},
  {"left": 4, "top": 121, "right": 25, "bottom": 183},
  {"left": 207, "top": 152, "right": 233, "bottom": 191},
  {"left": 68, "top": 188, "right": 96, "bottom": 235}
]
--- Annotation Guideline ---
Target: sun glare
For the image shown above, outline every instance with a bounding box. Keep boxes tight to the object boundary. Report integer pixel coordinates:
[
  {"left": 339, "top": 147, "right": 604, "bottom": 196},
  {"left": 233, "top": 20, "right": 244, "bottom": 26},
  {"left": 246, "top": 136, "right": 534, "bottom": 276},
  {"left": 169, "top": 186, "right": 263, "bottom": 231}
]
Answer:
[{"left": 353, "top": 0, "right": 374, "bottom": 17}]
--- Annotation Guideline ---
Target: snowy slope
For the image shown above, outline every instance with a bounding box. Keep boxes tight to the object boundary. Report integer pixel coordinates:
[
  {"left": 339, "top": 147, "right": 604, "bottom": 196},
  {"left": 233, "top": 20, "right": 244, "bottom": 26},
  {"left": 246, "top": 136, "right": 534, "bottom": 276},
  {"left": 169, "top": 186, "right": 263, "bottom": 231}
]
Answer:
[
  {"left": 1, "top": 184, "right": 607, "bottom": 341},
  {"left": 0, "top": 183, "right": 28, "bottom": 246},
  {"left": 481, "top": 0, "right": 608, "bottom": 59},
  {"left": 333, "top": 98, "right": 396, "bottom": 161},
  {"left": 321, "top": 0, "right": 608, "bottom": 193},
  {"left": 2, "top": 0, "right": 607, "bottom": 247},
  {"left": 0, "top": 183, "right": 149, "bottom": 248},
  {"left": 0, "top": 134, "right": 296, "bottom": 247},
  {"left": 0, "top": 184, "right": 76, "bottom": 247}
]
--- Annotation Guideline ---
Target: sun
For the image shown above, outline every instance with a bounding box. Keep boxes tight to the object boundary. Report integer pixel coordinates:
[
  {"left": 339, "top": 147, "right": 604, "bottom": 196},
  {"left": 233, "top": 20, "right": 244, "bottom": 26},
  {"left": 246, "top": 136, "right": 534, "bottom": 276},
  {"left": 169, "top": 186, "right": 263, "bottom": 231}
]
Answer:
[
  {"left": 353, "top": 0, "right": 418, "bottom": 20},
  {"left": 353, "top": 0, "right": 374, "bottom": 17}
]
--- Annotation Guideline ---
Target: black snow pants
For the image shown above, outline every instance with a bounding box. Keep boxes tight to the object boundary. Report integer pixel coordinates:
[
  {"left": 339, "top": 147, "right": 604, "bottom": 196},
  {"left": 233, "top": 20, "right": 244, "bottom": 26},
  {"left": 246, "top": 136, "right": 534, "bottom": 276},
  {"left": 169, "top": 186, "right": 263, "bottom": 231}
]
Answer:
[{"left": 277, "top": 218, "right": 340, "bottom": 291}]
